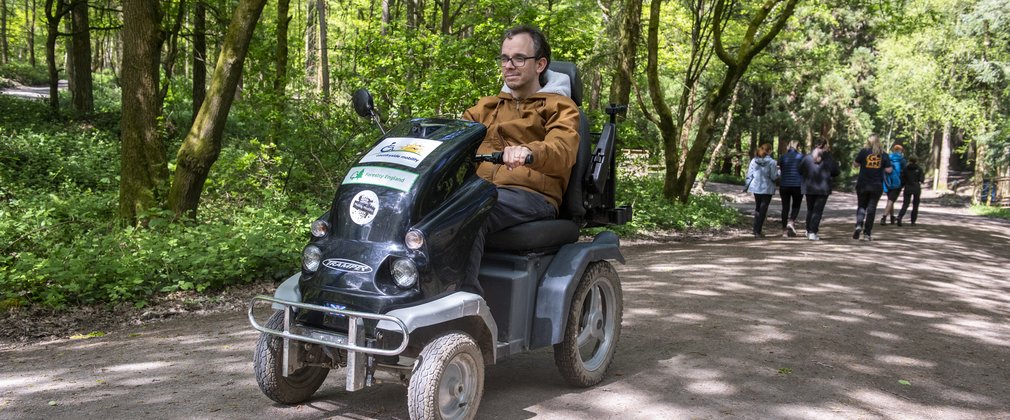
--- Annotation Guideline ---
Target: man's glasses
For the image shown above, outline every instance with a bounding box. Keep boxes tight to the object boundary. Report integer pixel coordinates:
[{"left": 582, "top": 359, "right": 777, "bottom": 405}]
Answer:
[{"left": 496, "top": 55, "right": 537, "bottom": 68}]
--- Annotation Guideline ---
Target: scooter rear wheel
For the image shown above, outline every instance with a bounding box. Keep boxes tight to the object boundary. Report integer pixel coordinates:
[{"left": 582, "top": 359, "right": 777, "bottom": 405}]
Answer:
[
  {"left": 254, "top": 310, "right": 330, "bottom": 404},
  {"left": 553, "top": 261, "right": 623, "bottom": 387},
  {"left": 407, "top": 331, "right": 484, "bottom": 420}
]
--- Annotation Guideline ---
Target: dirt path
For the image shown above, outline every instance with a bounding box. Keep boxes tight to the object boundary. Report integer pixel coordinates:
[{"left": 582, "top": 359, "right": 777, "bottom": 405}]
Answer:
[{"left": 2, "top": 185, "right": 1009, "bottom": 419}]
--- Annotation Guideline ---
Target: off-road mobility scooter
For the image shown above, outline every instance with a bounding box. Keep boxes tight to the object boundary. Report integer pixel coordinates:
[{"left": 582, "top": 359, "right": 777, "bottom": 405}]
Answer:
[{"left": 248, "top": 62, "right": 630, "bottom": 419}]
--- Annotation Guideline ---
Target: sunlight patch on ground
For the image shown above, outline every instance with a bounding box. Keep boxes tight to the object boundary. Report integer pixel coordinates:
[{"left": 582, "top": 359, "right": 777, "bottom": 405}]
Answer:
[
  {"left": 684, "top": 379, "right": 737, "bottom": 395},
  {"left": 846, "top": 388, "right": 1004, "bottom": 419},
  {"left": 876, "top": 354, "right": 936, "bottom": 368},
  {"left": 866, "top": 330, "right": 904, "bottom": 341},
  {"left": 681, "top": 289, "right": 723, "bottom": 297},
  {"left": 672, "top": 312, "right": 708, "bottom": 322},
  {"left": 102, "top": 361, "right": 174, "bottom": 373},
  {"left": 932, "top": 319, "right": 1010, "bottom": 347},
  {"left": 734, "top": 324, "right": 794, "bottom": 344}
]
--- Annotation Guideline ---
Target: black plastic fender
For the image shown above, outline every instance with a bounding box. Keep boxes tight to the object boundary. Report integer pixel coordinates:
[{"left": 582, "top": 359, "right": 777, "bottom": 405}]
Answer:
[{"left": 530, "top": 231, "right": 624, "bottom": 348}]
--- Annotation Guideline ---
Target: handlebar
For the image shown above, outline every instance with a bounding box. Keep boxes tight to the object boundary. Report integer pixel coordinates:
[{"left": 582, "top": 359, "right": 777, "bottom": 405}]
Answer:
[{"left": 474, "top": 152, "right": 534, "bottom": 165}]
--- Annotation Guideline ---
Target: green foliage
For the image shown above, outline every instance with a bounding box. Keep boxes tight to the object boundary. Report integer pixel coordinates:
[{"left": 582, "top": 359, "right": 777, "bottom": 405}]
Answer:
[
  {"left": 590, "top": 173, "right": 741, "bottom": 236},
  {"left": 0, "top": 62, "right": 49, "bottom": 86},
  {"left": 0, "top": 197, "right": 304, "bottom": 307},
  {"left": 0, "top": 95, "right": 314, "bottom": 308},
  {"left": 971, "top": 204, "right": 1010, "bottom": 219}
]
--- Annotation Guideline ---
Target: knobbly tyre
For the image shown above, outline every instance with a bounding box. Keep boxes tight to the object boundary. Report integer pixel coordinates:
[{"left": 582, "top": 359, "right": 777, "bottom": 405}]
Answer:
[{"left": 247, "top": 62, "right": 631, "bottom": 419}]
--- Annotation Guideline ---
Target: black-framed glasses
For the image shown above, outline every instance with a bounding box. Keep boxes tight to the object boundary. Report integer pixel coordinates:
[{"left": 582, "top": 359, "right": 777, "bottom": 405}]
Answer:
[{"left": 496, "top": 55, "right": 537, "bottom": 68}]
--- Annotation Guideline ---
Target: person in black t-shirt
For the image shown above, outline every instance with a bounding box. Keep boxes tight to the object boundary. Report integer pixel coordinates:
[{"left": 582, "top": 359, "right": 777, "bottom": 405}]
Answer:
[{"left": 851, "top": 134, "right": 893, "bottom": 241}]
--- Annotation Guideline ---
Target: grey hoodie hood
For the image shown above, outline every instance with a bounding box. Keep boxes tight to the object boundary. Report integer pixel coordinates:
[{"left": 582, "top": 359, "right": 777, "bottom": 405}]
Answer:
[{"left": 500, "top": 69, "right": 572, "bottom": 98}]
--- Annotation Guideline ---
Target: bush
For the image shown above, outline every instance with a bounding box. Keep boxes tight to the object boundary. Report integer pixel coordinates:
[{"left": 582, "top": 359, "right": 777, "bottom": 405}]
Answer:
[
  {"left": 0, "top": 62, "right": 50, "bottom": 86},
  {"left": 0, "top": 199, "right": 306, "bottom": 307},
  {"left": 586, "top": 172, "right": 741, "bottom": 236}
]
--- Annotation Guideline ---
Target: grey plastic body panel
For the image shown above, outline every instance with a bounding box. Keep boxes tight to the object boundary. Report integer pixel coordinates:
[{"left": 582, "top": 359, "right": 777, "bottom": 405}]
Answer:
[
  {"left": 530, "top": 231, "right": 624, "bottom": 348},
  {"left": 271, "top": 273, "right": 302, "bottom": 310}
]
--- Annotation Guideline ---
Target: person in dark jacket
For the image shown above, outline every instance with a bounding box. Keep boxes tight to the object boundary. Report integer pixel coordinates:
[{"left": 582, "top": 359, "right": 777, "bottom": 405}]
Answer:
[
  {"left": 897, "top": 156, "right": 925, "bottom": 226},
  {"left": 778, "top": 140, "right": 804, "bottom": 237},
  {"left": 798, "top": 140, "right": 840, "bottom": 240},
  {"left": 852, "top": 134, "right": 893, "bottom": 241}
]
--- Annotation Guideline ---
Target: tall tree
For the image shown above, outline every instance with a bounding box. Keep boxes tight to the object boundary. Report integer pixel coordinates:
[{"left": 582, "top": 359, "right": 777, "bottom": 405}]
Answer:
[
  {"left": 69, "top": 0, "right": 93, "bottom": 113},
  {"left": 271, "top": 0, "right": 291, "bottom": 142},
  {"left": 1, "top": 0, "right": 9, "bottom": 64},
  {"left": 315, "top": 0, "right": 328, "bottom": 100},
  {"left": 168, "top": 0, "right": 269, "bottom": 217},
  {"left": 609, "top": 0, "right": 641, "bottom": 106},
  {"left": 26, "top": 0, "right": 37, "bottom": 67},
  {"left": 119, "top": 0, "right": 168, "bottom": 222},
  {"left": 43, "top": 0, "right": 71, "bottom": 111},
  {"left": 645, "top": 0, "right": 799, "bottom": 202},
  {"left": 192, "top": 0, "right": 206, "bottom": 119}
]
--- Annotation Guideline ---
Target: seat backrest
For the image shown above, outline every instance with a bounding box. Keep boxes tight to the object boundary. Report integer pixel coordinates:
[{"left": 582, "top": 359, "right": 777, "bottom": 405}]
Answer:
[{"left": 549, "top": 61, "right": 591, "bottom": 223}]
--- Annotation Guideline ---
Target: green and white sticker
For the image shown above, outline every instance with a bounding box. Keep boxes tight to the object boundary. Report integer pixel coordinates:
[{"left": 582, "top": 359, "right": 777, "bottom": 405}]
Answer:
[{"left": 342, "top": 166, "right": 419, "bottom": 192}]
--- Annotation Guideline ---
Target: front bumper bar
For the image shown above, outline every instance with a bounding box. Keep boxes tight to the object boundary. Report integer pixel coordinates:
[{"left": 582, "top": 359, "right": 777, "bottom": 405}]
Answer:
[{"left": 248, "top": 295, "right": 409, "bottom": 391}]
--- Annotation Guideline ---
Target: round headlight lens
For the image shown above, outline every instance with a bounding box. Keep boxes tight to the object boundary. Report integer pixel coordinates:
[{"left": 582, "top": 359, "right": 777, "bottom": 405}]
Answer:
[
  {"left": 303, "top": 246, "right": 322, "bottom": 272},
  {"left": 404, "top": 229, "right": 425, "bottom": 250},
  {"left": 310, "top": 220, "right": 329, "bottom": 238},
  {"left": 391, "top": 259, "right": 418, "bottom": 288}
]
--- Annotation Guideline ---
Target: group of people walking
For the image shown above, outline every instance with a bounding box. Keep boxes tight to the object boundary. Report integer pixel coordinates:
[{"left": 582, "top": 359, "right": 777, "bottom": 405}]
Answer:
[{"left": 744, "top": 134, "right": 924, "bottom": 241}]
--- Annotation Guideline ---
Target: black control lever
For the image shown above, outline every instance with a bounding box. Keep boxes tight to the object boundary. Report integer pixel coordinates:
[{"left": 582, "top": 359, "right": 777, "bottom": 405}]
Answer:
[{"left": 474, "top": 152, "right": 534, "bottom": 165}]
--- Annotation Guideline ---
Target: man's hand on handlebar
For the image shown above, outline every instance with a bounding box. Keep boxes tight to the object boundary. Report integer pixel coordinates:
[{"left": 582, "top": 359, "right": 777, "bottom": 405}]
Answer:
[
  {"left": 475, "top": 148, "right": 534, "bottom": 167},
  {"left": 502, "top": 146, "right": 532, "bottom": 170}
]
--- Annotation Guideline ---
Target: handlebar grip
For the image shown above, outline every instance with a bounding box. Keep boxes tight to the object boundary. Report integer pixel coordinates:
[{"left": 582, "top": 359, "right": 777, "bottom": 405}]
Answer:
[{"left": 475, "top": 152, "right": 533, "bottom": 165}]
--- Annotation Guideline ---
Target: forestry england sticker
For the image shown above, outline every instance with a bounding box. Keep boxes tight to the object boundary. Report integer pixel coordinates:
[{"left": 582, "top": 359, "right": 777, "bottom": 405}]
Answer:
[
  {"left": 343, "top": 166, "right": 419, "bottom": 192},
  {"left": 349, "top": 190, "right": 379, "bottom": 225},
  {"left": 359, "top": 137, "right": 442, "bottom": 168}
]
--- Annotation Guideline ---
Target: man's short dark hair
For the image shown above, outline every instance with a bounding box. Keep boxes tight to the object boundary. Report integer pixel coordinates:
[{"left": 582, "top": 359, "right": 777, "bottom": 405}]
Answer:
[{"left": 502, "top": 25, "right": 551, "bottom": 87}]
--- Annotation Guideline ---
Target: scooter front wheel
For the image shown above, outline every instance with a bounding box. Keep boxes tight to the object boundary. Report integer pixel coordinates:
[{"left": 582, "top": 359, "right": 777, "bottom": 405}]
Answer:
[
  {"left": 407, "top": 331, "right": 484, "bottom": 420},
  {"left": 553, "top": 261, "right": 623, "bottom": 387},
  {"left": 254, "top": 310, "right": 330, "bottom": 404}
]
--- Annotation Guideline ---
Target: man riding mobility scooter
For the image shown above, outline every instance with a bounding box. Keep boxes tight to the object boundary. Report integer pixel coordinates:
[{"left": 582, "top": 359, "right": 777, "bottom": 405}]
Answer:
[{"left": 248, "top": 62, "right": 631, "bottom": 419}]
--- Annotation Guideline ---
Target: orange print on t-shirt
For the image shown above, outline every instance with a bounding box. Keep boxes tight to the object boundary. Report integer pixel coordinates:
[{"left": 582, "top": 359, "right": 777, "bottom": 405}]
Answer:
[{"left": 866, "top": 154, "right": 882, "bottom": 169}]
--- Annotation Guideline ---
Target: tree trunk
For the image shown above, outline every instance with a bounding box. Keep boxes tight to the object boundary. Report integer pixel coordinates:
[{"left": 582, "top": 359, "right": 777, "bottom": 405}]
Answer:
[
  {"left": 159, "top": 0, "right": 187, "bottom": 104},
  {"left": 271, "top": 0, "right": 291, "bottom": 142},
  {"left": 169, "top": 0, "right": 269, "bottom": 218},
  {"left": 118, "top": 0, "right": 167, "bottom": 222},
  {"left": 27, "top": 0, "right": 36, "bottom": 67},
  {"left": 2, "top": 0, "right": 9, "bottom": 64},
  {"left": 936, "top": 120, "right": 952, "bottom": 191},
  {"left": 609, "top": 0, "right": 641, "bottom": 106},
  {"left": 44, "top": 0, "right": 68, "bottom": 111},
  {"left": 644, "top": 0, "right": 678, "bottom": 197},
  {"left": 316, "top": 0, "right": 328, "bottom": 100},
  {"left": 304, "top": 0, "right": 317, "bottom": 86},
  {"left": 70, "top": 0, "right": 93, "bottom": 113},
  {"left": 192, "top": 0, "right": 206, "bottom": 119},
  {"left": 698, "top": 82, "right": 740, "bottom": 191}
]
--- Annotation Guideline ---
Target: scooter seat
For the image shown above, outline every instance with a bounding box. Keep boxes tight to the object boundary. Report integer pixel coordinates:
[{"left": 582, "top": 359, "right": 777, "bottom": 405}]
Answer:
[{"left": 485, "top": 219, "right": 580, "bottom": 253}]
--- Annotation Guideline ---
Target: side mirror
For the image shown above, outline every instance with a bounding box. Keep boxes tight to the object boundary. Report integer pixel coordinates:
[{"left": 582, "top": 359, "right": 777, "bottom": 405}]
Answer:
[
  {"left": 352, "top": 88, "right": 386, "bottom": 135},
  {"left": 352, "top": 88, "right": 376, "bottom": 118}
]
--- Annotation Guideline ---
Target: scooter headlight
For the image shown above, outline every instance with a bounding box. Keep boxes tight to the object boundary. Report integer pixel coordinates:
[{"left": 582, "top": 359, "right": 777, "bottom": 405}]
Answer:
[
  {"left": 310, "top": 219, "right": 330, "bottom": 238},
  {"left": 404, "top": 229, "right": 425, "bottom": 250},
  {"left": 391, "top": 259, "right": 418, "bottom": 288},
  {"left": 303, "top": 245, "right": 322, "bottom": 272}
]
